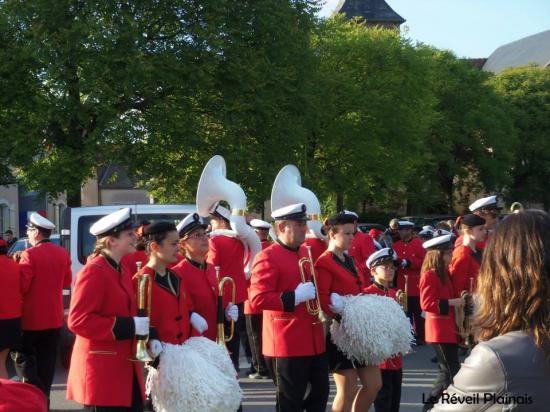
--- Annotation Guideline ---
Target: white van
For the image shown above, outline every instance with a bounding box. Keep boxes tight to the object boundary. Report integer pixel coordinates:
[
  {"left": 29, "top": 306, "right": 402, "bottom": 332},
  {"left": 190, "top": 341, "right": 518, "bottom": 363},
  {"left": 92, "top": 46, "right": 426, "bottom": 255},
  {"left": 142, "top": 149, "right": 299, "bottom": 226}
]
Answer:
[{"left": 60, "top": 204, "right": 195, "bottom": 277}]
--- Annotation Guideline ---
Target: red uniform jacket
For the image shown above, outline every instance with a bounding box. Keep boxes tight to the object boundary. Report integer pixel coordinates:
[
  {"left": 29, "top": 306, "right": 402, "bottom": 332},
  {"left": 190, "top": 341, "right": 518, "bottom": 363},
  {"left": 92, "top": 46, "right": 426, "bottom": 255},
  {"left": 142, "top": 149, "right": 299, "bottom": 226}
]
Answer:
[
  {"left": 449, "top": 245, "right": 481, "bottom": 295},
  {"left": 67, "top": 255, "right": 144, "bottom": 407},
  {"left": 121, "top": 249, "right": 148, "bottom": 277},
  {"left": 0, "top": 379, "right": 47, "bottom": 412},
  {"left": 208, "top": 235, "right": 247, "bottom": 304},
  {"left": 301, "top": 237, "right": 327, "bottom": 264},
  {"left": 0, "top": 255, "right": 22, "bottom": 319},
  {"left": 315, "top": 250, "right": 363, "bottom": 318},
  {"left": 419, "top": 269, "right": 458, "bottom": 344},
  {"left": 245, "top": 239, "right": 272, "bottom": 315},
  {"left": 363, "top": 283, "right": 403, "bottom": 370},
  {"left": 19, "top": 240, "right": 72, "bottom": 330},
  {"left": 249, "top": 242, "right": 325, "bottom": 357},
  {"left": 136, "top": 266, "right": 193, "bottom": 345},
  {"left": 171, "top": 259, "right": 218, "bottom": 341},
  {"left": 393, "top": 238, "right": 426, "bottom": 297},
  {"left": 348, "top": 231, "right": 377, "bottom": 285}
]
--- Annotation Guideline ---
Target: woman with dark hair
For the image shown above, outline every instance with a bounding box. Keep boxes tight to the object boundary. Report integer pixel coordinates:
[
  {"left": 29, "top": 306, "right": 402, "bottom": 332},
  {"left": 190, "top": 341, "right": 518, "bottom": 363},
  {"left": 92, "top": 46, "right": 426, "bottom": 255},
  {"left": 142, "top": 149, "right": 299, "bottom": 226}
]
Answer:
[
  {"left": 316, "top": 213, "right": 381, "bottom": 412},
  {"left": 0, "top": 239, "right": 22, "bottom": 379},
  {"left": 67, "top": 208, "right": 149, "bottom": 412},
  {"left": 431, "top": 210, "right": 550, "bottom": 411},
  {"left": 419, "top": 231, "right": 464, "bottom": 411},
  {"left": 135, "top": 221, "right": 209, "bottom": 351}
]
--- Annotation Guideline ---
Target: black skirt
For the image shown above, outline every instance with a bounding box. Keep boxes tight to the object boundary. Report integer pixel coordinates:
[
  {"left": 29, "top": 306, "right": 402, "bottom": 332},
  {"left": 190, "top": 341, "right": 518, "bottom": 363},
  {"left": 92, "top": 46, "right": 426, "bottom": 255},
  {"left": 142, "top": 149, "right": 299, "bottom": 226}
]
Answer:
[
  {"left": 326, "top": 331, "right": 367, "bottom": 372},
  {"left": 0, "top": 317, "right": 22, "bottom": 351}
]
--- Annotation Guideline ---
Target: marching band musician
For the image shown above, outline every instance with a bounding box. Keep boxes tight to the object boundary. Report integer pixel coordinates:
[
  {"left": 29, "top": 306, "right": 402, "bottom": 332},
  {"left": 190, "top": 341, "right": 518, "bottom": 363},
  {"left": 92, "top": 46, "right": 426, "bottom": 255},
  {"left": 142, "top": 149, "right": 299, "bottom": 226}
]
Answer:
[
  {"left": 134, "top": 221, "right": 213, "bottom": 357},
  {"left": 449, "top": 214, "right": 487, "bottom": 296},
  {"left": 392, "top": 220, "right": 427, "bottom": 345},
  {"left": 0, "top": 239, "right": 22, "bottom": 379},
  {"left": 15, "top": 213, "right": 72, "bottom": 404},
  {"left": 250, "top": 219, "right": 273, "bottom": 250},
  {"left": 250, "top": 203, "right": 328, "bottom": 412},
  {"left": 316, "top": 213, "right": 381, "bottom": 412},
  {"left": 171, "top": 214, "right": 238, "bottom": 342},
  {"left": 454, "top": 195, "right": 501, "bottom": 249},
  {"left": 67, "top": 208, "right": 149, "bottom": 411},
  {"left": 419, "top": 231, "right": 465, "bottom": 412},
  {"left": 207, "top": 204, "right": 247, "bottom": 371},
  {"left": 245, "top": 219, "right": 273, "bottom": 379},
  {"left": 344, "top": 210, "right": 377, "bottom": 286},
  {"left": 364, "top": 248, "right": 403, "bottom": 412}
]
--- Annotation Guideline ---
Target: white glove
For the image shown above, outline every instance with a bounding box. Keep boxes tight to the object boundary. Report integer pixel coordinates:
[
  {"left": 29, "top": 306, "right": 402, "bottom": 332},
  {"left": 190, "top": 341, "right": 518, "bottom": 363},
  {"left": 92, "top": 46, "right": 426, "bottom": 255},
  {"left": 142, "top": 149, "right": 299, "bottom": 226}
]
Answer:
[
  {"left": 190, "top": 312, "right": 208, "bottom": 334},
  {"left": 329, "top": 292, "right": 344, "bottom": 315},
  {"left": 133, "top": 316, "right": 150, "bottom": 336},
  {"left": 148, "top": 339, "right": 163, "bottom": 358},
  {"left": 225, "top": 303, "right": 239, "bottom": 322},
  {"left": 294, "top": 282, "right": 316, "bottom": 306}
]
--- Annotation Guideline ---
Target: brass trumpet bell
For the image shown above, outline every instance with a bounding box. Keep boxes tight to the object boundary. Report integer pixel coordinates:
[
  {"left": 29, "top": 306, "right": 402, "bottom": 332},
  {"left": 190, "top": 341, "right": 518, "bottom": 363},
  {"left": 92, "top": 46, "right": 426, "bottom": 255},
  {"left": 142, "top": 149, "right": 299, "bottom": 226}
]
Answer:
[{"left": 298, "top": 246, "right": 325, "bottom": 322}]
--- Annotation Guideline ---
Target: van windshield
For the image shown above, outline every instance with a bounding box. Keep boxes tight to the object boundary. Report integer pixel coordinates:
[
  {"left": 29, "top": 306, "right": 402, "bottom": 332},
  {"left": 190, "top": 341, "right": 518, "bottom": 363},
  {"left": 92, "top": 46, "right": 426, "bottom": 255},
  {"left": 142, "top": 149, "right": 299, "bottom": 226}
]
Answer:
[{"left": 78, "top": 213, "right": 189, "bottom": 265}]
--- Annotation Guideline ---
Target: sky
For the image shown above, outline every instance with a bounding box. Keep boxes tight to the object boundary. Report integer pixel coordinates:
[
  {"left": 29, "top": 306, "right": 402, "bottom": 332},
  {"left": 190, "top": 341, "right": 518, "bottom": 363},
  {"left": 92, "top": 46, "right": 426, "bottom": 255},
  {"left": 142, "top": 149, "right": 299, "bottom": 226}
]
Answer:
[{"left": 319, "top": 0, "right": 550, "bottom": 58}]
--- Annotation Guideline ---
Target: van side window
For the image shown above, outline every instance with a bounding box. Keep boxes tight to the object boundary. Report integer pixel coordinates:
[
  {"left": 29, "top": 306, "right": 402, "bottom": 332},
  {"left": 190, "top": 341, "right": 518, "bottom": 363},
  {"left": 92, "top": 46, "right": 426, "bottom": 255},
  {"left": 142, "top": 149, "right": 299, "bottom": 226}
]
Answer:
[{"left": 78, "top": 213, "right": 189, "bottom": 265}]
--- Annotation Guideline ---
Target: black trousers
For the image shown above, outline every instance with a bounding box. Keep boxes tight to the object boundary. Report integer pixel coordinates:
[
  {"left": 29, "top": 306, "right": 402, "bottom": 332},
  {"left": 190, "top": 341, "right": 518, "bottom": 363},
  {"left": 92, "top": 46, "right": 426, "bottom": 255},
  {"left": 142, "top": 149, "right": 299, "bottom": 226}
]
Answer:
[
  {"left": 407, "top": 296, "right": 425, "bottom": 343},
  {"left": 245, "top": 314, "right": 268, "bottom": 375},
  {"left": 84, "top": 373, "right": 143, "bottom": 412},
  {"left": 14, "top": 328, "right": 61, "bottom": 400},
  {"left": 265, "top": 354, "right": 329, "bottom": 412},
  {"left": 374, "top": 369, "right": 402, "bottom": 412},
  {"left": 225, "top": 302, "right": 245, "bottom": 372},
  {"left": 423, "top": 343, "right": 460, "bottom": 411}
]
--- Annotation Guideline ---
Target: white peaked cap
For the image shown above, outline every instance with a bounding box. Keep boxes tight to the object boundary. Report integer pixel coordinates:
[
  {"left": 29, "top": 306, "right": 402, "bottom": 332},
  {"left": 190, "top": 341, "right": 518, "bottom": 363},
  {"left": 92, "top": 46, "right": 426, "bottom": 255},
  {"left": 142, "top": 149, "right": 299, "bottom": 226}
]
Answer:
[{"left": 28, "top": 212, "right": 55, "bottom": 230}]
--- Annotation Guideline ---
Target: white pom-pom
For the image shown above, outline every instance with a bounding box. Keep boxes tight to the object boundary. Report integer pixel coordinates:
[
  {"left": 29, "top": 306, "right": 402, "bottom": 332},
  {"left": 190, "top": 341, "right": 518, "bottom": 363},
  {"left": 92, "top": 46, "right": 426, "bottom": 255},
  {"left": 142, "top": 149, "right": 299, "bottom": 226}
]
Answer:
[
  {"left": 330, "top": 294, "right": 414, "bottom": 365},
  {"left": 146, "top": 337, "right": 242, "bottom": 412}
]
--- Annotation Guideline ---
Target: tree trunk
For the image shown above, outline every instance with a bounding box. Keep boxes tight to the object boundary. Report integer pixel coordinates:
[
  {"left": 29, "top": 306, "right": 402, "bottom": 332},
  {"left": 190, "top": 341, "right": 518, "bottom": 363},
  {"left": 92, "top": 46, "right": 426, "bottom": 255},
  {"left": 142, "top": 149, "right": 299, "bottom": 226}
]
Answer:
[
  {"left": 336, "top": 192, "right": 344, "bottom": 213},
  {"left": 67, "top": 188, "right": 82, "bottom": 207}
]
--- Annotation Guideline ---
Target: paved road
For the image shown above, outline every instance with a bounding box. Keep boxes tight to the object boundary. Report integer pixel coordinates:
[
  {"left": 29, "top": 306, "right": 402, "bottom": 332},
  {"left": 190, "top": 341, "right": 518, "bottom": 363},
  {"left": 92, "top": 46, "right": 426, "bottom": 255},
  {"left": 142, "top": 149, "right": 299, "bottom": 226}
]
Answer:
[{"left": 20, "top": 342, "right": 443, "bottom": 411}]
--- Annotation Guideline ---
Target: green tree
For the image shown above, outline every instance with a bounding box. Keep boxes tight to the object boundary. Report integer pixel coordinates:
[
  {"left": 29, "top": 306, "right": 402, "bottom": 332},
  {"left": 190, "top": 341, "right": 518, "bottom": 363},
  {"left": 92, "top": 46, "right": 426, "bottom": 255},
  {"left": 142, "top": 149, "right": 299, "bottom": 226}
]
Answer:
[
  {"left": 0, "top": 0, "right": 221, "bottom": 205},
  {"left": 302, "top": 16, "right": 435, "bottom": 213},
  {"left": 406, "top": 48, "right": 517, "bottom": 214},
  {"left": 132, "top": 0, "right": 320, "bottom": 213},
  {"left": 491, "top": 66, "right": 550, "bottom": 210},
  {"left": 0, "top": 0, "right": 321, "bottom": 211}
]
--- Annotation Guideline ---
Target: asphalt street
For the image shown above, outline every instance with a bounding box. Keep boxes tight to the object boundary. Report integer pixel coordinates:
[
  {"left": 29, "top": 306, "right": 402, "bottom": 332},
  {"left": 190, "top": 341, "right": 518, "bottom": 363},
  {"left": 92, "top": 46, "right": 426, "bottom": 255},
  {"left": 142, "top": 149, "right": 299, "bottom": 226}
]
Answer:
[{"left": 7, "top": 342, "right": 446, "bottom": 411}]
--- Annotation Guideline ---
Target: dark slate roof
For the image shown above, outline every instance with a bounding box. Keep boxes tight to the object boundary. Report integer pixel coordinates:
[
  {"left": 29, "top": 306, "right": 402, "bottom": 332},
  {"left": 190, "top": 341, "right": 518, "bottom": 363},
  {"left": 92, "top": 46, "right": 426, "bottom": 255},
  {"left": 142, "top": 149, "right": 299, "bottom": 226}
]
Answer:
[
  {"left": 483, "top": 29, "right": 550, "bottom": 73},
  {"left": 335, "top": 0, "right": 405, "bottom": 24},
  {"left": 97, "top": 164, "right": 135, "bottom": 189}
]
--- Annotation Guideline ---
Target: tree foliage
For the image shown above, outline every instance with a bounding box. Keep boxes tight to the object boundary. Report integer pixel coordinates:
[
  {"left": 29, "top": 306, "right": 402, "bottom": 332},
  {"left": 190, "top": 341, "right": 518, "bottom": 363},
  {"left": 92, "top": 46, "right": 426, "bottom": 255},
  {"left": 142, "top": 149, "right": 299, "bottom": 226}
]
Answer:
[
  {"left": 0, "top": 1, "right": 545, "bottom": 215},
  {"left": 301, "top": 16, "right": 435, "bottom": 213},
  {"left": 406, "top": 48, "right": 517, "bottom": 213},
  {"left": 490, "top": 66, "right": 550, "bottom": 209}
]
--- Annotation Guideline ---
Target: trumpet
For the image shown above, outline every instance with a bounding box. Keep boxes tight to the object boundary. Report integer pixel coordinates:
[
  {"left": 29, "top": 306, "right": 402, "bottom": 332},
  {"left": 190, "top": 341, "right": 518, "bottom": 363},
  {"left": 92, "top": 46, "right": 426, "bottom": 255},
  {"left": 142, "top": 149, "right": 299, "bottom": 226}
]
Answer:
[
  {"left": 455, "top": 277, "right": 475, "bottom": 348},
  {"left": 463, "top": 277, "right": 475, "bottom": 348},
  {"left": 298, "top": 245, "right": 325, "bottom": 322},
  {"left": 215, "top": 266, "right": 237, "bottom": 346},
  {"left": 396, "top": 274, "right": 408, "bottom": 312},
  {"left": 135, "top": 261, "right": 153, "bottom": 362}
]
